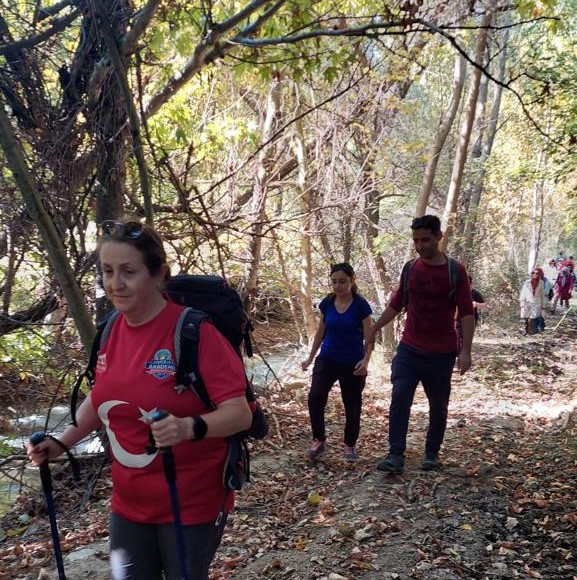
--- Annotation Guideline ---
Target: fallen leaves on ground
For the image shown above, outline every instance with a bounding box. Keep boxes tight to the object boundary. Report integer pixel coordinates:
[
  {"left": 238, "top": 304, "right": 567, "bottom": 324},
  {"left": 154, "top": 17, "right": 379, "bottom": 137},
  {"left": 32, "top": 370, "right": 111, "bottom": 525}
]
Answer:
[{"left": 1, "top": 311, "right": 577, "bottom": 579}]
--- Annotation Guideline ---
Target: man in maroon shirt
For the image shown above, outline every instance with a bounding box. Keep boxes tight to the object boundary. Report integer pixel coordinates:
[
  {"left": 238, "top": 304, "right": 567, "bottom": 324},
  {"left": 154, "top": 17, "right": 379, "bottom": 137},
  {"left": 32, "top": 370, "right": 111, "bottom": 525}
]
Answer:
[{"left": 368, "top": 215, "right": 475, "bottom": 473}]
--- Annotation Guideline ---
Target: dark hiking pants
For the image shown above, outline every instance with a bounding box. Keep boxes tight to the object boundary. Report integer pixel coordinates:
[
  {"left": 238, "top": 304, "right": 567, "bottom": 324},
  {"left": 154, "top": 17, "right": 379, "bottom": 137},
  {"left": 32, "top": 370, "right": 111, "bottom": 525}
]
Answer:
[
  {"left": 388, "top": 343, "right": 457, "bottom": 456},
  {"left": 308, "top": 356, "right": 366, "bottom": 447},
  {"left": 109, "top": 512, "right": 227, "bottom": 580}
]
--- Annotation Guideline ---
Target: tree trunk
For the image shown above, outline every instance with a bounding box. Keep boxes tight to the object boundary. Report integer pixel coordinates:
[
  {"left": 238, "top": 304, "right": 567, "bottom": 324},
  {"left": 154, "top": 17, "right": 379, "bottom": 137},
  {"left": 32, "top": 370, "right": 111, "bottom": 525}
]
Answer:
[
  {"left": 461, "top": 15, "right": 509, "bottom": 268},
  {"left": 271, "top": 229, "right": 305, "bottom": 345},
  {"left": 415, "top": 54, "right": 466, "bottom": 218},
  {"left": 293, "top": 105, "right": 317, "bottom": 341},
  {"left": 93, "top": 0, "right": 153, "bottom": 224},
  {"left": 243, "top": 79, "right": 282, "bottom": 313},
  {"left": 440, "top": 13, "right": 492, "bottom": 253},
  {"left": 528, "top": 149, "right": 548, "bottom": 273},
  {"left": 0, "top": 99, "right": 95, "bottom": 351}
]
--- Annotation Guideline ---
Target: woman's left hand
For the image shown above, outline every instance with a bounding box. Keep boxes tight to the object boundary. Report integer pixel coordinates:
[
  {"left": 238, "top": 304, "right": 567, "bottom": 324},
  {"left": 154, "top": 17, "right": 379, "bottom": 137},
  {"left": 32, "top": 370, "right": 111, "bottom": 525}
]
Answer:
[
  {"left": 353, "top": 360, "right": 368, "bottom": 376},
  {"left": 150, "top": 414, "right": 190, "bottom": 447}
]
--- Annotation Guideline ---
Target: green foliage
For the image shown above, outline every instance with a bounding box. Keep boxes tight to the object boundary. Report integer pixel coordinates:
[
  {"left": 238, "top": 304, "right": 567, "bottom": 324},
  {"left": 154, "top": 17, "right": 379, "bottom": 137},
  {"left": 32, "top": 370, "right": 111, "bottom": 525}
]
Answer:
[
  {"left": 0, "top": 328, "right": 52, "bottom": 368},
  {"left": 1, "top": 0, "right": 577, "bottom": 372}
]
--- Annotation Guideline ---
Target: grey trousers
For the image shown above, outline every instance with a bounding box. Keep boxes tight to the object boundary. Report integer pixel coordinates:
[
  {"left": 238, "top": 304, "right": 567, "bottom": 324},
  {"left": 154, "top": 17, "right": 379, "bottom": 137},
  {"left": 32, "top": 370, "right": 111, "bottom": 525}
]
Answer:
[{"left": 109, "top": 511, "right": 227, "bottom": 580}]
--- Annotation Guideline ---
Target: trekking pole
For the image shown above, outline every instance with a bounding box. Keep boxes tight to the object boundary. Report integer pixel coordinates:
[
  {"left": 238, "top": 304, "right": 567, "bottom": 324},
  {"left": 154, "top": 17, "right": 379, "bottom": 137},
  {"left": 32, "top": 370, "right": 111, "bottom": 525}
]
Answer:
[
  {"left": 151, "top": 410, "right": 190, "bottom": 580},
  {"left": 30, "top": 431, "right": 67, "bottom": 580},
  {"left": 552, "top": 306, "right": 573, "bottom": 334}
]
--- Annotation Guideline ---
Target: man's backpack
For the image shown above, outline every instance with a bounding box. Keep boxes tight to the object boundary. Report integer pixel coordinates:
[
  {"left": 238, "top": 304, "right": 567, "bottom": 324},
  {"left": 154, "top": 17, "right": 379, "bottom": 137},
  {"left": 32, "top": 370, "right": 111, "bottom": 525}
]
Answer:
[
  {"left": 400, "top": 257, "right": 461, "bottom": 310},
  {"left": 71, "top": 274, "right": 268, "bottom": 491}
]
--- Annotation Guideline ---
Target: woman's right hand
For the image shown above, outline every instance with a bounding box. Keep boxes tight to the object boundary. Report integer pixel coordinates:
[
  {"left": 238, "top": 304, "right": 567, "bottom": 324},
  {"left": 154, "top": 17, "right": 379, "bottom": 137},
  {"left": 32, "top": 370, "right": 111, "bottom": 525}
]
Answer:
[
  {"left": 27, "top": 437, "right": 63, "bottom": 465},
  {"left": 301, "top": 357, "right": 312, "bottom": 372}
]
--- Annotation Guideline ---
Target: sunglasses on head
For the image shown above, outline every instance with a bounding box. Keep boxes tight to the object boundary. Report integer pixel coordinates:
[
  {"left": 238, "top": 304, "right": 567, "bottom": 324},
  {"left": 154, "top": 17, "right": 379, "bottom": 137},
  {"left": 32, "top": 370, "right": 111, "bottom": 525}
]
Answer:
[{"left": 98, "top": 220, "right": 144, "bottom": 239}]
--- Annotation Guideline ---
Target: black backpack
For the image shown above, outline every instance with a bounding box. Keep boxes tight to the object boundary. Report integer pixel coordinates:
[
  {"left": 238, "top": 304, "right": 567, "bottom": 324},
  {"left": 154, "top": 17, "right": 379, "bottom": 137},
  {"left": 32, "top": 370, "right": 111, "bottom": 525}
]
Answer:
[
  {"left": 71, "top": 274, "right": 268, "bottom": 490},
  {"left": 400, "top": 257, "right": 461, "bottom": 310}
]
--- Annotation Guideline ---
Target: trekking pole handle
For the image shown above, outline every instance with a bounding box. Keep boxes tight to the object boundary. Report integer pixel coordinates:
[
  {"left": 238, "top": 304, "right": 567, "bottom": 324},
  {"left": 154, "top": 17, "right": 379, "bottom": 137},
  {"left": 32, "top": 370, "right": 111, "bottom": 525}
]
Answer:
[
  {"left": 29, "top": 431, "right": 53, "bottom": 492},
  {"left": 151, "top": 410, "right": 177, "bottom": 483},
  {"left": 152, "top": 409, "right": 169, "bottom": 422},
  {"left": 29, "top": 431, "right": 81, "bottom": 482},
  {"left": 30, "top": 430, "right": 47, "bottom": 446},
  {"left": 151, "top": 409, "right": 172, "bottom": 452}
]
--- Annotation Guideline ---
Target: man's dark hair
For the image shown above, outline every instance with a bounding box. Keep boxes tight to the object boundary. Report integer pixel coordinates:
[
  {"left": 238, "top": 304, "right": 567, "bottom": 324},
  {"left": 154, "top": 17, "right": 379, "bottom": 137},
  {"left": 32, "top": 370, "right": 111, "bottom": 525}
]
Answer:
[{"left": 411, "top": 215, "right": 441, "bottom": 234}]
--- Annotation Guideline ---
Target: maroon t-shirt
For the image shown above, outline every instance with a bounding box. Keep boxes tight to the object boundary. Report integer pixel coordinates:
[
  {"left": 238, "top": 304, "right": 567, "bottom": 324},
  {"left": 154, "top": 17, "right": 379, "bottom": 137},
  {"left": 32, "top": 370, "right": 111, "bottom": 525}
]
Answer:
[
  {"left": 91, "top": 301, "right": 245, "bottom": 524},
  {"left": 389, "top": 259, "right": 474, "bottom": 353}
]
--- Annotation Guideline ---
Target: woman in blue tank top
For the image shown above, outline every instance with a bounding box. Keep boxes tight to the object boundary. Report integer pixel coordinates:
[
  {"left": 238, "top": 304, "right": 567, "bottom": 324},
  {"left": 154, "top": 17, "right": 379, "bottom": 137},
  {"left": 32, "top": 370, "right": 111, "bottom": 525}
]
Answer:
[{"left": 301, "top": 263, "right": 373, "bottom": 462}]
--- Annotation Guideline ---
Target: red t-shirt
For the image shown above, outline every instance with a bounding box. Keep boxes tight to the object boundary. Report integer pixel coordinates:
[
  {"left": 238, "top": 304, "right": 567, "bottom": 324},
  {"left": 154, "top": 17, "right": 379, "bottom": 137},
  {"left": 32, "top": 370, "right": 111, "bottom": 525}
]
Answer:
[
  {"left": 90, "top": 301, "right": 246, "bottom": 524},
  {"left": 389, "top": 259, "right": 474, "bottom": 353}
]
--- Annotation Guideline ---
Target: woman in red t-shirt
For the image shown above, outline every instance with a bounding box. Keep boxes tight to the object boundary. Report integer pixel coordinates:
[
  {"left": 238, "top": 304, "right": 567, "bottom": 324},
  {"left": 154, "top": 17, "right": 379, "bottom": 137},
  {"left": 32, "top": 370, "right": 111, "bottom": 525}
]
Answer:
[{"left": 28, "top": 220, "right": 252, "bottom": 580}]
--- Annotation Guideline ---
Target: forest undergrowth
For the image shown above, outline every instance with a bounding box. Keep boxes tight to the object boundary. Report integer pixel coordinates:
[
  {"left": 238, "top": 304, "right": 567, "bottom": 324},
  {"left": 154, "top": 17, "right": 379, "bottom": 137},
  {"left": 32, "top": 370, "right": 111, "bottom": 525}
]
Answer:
[{"left": 1, "top": 307, "right": 577, "bottom": 580}]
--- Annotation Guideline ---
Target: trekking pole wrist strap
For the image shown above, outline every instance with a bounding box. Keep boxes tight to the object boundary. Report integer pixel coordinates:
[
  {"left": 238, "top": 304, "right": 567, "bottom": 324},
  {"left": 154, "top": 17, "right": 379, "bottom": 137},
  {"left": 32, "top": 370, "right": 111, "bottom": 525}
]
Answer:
[
  {"left": 47, "top": 435, "right": 81, "bottom": 481},
  {"left": 191, "top": 416, "right": 207, "bottom": 441}
]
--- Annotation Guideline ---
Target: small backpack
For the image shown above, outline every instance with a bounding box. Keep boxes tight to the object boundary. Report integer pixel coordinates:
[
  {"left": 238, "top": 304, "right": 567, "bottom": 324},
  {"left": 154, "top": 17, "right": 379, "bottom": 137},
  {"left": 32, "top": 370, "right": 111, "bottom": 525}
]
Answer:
[
  {"left": 400, "top": 257, "right": 461, "bottom": 310},
  {"left": 71, "top": 274, "right": 268, "bottom": 490}
]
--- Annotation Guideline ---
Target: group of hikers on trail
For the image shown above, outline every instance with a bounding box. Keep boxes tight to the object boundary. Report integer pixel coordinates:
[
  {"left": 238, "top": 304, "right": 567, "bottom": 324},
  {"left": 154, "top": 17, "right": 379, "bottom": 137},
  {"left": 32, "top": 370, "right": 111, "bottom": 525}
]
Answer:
[
  {"left": 25, "top": 213, "right": 570, "bottom": 580},
  {"left": 519, "top": 253, "right": 575, "bottom": 335},
  {"left": 301, "top": 215, "right": 475, "bottom": 475}
]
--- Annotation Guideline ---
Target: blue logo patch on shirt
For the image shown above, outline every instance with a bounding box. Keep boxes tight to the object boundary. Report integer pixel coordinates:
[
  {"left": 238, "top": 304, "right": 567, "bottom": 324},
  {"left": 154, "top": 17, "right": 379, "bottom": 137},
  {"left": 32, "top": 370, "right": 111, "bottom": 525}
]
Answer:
[{"left": 145, "top": 349, "right": 177, "bottom": 380}]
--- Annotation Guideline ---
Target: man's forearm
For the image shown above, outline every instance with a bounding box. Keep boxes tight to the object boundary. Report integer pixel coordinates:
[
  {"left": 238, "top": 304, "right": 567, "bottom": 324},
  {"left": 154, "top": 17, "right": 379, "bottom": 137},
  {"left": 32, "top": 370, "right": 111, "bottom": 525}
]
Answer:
[
  {"left": 374, "top": 305, "right": 399, "bottom": 333},
  {"left": 460, "top": 315, "right": 475, "bottom": 353}
]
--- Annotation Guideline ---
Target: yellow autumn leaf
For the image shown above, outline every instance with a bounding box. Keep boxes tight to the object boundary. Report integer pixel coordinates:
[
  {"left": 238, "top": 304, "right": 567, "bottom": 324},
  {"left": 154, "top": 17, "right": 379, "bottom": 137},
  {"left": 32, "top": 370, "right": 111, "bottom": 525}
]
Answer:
[
  {"left": 307, "top": 491, "right": 321, "bottom": 506},
  {"left": 295, "top": 537, "right": 306, "bottom": 550}
]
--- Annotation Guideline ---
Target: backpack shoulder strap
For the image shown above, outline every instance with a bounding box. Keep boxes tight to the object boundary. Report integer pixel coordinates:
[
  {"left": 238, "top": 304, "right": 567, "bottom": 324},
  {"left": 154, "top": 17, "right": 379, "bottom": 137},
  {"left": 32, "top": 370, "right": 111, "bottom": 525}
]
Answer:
[
  {"left": 70, "top": 310, "right": 119, "bottom": 426},
  {"left": 401, "top": 259, "right": 416, "bottom": 310},
  {"left": 175, "top": 307, "right": 257, "bottom": 419},
  {"left": 447, "top": 257, "right": 460, "bottom": 300},
  {"left": 175, "top": 307, "right": 214, "bottom": 410}
]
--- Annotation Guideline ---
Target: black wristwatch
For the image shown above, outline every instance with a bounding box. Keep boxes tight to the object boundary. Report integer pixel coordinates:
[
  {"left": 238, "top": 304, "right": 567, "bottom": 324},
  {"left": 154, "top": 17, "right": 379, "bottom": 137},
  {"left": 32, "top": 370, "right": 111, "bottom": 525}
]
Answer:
[{"left": 191, "top": 416, "right": 207, "bottom": 441}]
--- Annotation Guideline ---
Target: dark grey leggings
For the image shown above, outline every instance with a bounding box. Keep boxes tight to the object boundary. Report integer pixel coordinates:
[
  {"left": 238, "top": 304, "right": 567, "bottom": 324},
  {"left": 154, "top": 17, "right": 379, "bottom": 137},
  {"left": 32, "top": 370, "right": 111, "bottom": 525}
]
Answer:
[
  {"left": 308, "top": 356, "right": 366, "bottom": 447},
  {"left": 109, "top": 512, "right": 227, "bottom": 580}
]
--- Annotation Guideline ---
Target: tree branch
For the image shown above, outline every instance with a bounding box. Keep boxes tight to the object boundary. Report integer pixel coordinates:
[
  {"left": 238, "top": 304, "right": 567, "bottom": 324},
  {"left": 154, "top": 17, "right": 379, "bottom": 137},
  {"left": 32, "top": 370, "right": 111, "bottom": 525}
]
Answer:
[
  {"left": 145, "top": 0, "right": 287, "bottom": 116},
  {"left": 204, "top": 69, "right": 370, "bottom": 196},
  {"left": 35, "top": 0, "right": 74, "bottom": 22},
  {"left": 0, "top": 295, "right": 59, "bottom": 335},
  {"left": 415, "top": 17, "right": 567, "bottom": 150},
  {"left": 92, "top": 0, "right": 154, "bottom": 225},
  {"left": 0, "top": 10, "right": 80, "bottom": 55},
  {"left": 121, "top": 0, "right": 163, "bottom": 54}
]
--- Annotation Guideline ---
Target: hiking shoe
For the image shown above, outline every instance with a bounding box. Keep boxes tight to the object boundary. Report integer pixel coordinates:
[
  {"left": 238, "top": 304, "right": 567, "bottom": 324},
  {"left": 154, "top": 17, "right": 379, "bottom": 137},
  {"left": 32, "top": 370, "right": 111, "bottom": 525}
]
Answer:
[
  {"left": 421, "top": 452, "right": 441, "bottom": 471},
  {"left": 376, "top": 454, "right": 404, "bottom": 473},
  {"left": 343, "top": 445, "right": 358, "bottom": 462},
  {"left": 307, "top": 439, "right": 326, "bottom": 460}
]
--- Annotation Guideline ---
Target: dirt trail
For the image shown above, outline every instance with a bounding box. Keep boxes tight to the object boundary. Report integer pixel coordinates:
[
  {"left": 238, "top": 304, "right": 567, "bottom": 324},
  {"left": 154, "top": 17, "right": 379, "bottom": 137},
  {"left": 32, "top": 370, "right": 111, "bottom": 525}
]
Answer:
[{"left": 2, "top": 309, "right": 577, "bottom": 580}]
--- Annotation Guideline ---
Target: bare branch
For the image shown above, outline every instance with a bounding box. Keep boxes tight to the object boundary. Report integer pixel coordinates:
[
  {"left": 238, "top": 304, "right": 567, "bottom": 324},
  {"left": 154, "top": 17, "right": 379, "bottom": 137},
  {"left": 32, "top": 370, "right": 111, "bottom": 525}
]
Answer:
[
  {"left": 0, "top": 9, "right": 80, "bottom": 55},
  {"left": 204, "top": 70, "right": 370, "bottom": 196},
  {"left": 230, "top": 15, "right": 559, "bottom": 47},
  {"left": 36, "top": 0, "right": 74, "bottom": 22},
  {"left": 416, "top": 18, "right": 566, "bottom": 150},
  {"left": 0, "top": 295, "right": 59, "bottom": 336},
  {"left": 91, "top": 0, "right": 154, "bottom": 224}
]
